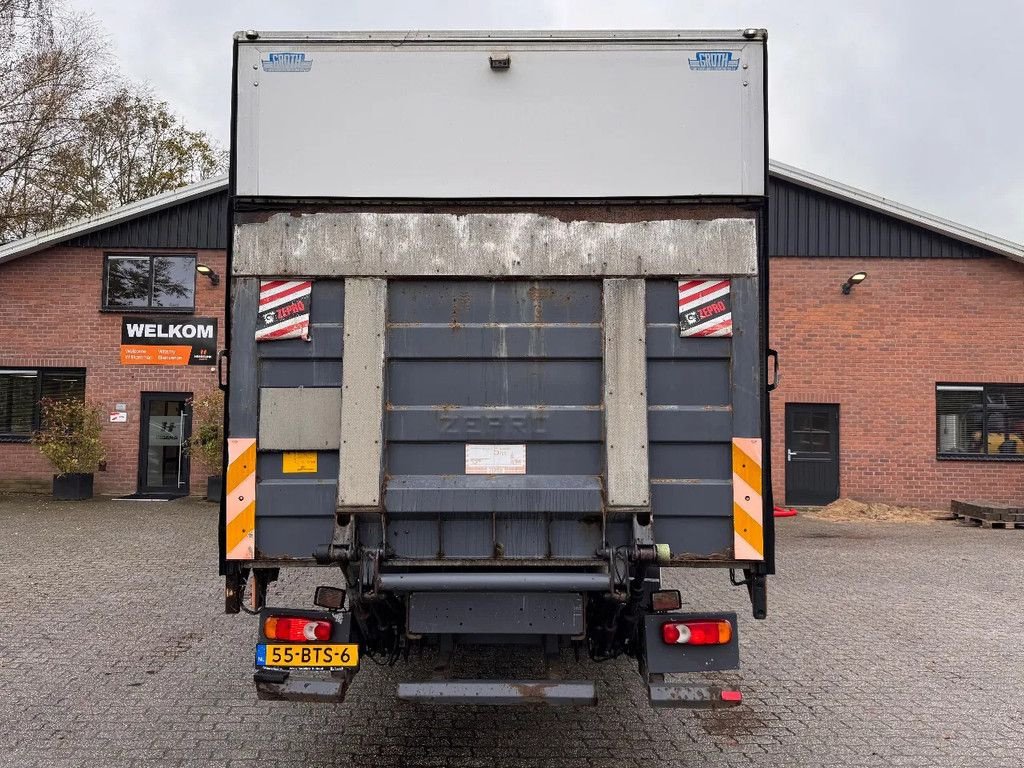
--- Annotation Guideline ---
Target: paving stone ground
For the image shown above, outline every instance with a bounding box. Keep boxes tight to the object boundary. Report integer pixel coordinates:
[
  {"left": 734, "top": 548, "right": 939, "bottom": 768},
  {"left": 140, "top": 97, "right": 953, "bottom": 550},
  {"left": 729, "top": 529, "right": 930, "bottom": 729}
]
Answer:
[{"left": 0, "top": 493, "right": 1021, "bottom": 767}]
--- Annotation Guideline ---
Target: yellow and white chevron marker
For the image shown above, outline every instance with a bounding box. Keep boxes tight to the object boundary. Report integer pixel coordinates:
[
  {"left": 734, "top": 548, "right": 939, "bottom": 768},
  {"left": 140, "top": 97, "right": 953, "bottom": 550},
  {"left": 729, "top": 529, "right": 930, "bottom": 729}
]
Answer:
[
  {"left": 225, "top": 437, "right": 256, "bottom": 560},
  {"left": 732, "top": 437, "right": 764, "bottom": 561}
]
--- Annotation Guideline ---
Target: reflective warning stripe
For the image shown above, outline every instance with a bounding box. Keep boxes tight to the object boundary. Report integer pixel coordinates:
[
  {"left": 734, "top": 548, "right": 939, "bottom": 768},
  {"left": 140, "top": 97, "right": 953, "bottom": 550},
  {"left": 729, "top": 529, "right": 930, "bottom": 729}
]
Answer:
[
  {"left": 225, "top": 438, "right": 256, "bottom": 560},
  {"left": 732, "top": 437, "right": 764, "bottom": 561}
]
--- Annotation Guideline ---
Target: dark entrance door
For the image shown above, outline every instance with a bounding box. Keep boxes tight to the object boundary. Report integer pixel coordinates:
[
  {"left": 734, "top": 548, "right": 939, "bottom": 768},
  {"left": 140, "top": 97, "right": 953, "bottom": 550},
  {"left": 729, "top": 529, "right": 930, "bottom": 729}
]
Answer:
[
  {"left": 138, "top": 392, "right": 191, "bottom": 497},
  {"left": 785, "top": 403, "right": 840, "bottom": 505}
]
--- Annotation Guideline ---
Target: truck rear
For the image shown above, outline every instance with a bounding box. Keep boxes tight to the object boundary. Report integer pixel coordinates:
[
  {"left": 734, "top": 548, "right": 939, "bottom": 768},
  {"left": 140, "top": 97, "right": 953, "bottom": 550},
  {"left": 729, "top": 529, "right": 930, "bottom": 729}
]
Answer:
[{"left": 221, "top": 29, "right": 774, "bottom": 707}]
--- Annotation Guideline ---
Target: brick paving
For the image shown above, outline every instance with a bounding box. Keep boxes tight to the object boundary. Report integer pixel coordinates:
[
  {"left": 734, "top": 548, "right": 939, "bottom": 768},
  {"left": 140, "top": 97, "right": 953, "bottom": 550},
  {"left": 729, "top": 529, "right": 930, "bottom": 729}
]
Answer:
[{"left": 1, "top": 493, "right": 1022, "bottom": 767}]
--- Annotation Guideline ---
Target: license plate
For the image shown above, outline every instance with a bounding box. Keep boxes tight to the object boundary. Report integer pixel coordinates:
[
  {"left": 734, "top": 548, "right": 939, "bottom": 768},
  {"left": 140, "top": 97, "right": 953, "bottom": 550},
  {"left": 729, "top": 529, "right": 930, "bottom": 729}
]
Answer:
[{"left": 256, "top": 643, "right": 359, "bottom": 668}]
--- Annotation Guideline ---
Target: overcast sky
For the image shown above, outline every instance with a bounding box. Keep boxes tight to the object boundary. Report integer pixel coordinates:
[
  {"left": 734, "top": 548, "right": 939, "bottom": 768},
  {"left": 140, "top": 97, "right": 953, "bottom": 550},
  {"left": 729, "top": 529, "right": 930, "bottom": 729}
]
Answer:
[{"left": 74, "top": 0, "right": 1023, "bottom": 243}]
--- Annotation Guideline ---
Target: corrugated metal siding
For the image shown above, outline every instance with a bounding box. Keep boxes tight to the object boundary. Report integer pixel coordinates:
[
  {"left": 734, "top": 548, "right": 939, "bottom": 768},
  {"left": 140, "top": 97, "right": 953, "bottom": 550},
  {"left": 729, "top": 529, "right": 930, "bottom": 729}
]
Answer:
[
  {"left": 63, "top": 179, "right": 992, "bottom": 259},
  {"left": 768, "top": 177, "right": 990, "bottom": 259},
  {"left": 66, "top": 190, "right": 228, "bottom": 250}
]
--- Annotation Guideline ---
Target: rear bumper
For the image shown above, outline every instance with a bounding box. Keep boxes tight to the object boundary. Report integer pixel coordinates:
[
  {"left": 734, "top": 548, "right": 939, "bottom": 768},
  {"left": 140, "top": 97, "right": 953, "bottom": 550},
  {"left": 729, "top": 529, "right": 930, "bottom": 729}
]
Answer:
[
  {"left": 254, "top": 668, "right": 354, "bottom": 703},
  {"left": 398, "top": 680, "right": 596, "bottom": 706},
  {"left": 648, "top": 683, "right": 742, "bottom": 709}
]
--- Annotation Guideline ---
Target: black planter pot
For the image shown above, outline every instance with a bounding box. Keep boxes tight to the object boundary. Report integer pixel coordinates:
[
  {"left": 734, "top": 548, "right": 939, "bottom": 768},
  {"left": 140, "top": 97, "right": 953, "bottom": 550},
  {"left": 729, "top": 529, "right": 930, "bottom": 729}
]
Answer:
[
  {"left": 206, "top": 475, "right": 224, "bottom": 503},
  {"left": 53, "top": 473, "right": 94, "bottom": 501}
]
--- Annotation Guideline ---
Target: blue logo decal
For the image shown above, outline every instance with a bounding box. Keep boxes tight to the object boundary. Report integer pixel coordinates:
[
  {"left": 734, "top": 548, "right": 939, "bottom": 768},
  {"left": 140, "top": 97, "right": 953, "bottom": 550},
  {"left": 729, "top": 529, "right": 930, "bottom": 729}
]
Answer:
[
  {"left": 255, "top": 644, "right": 267, "bottom": 666},
  {"left": 688, "top": 51, "right": 740, "bottom": 71},
  {"left": 261, "top": 52, "right": 313, "bottom": 73}
]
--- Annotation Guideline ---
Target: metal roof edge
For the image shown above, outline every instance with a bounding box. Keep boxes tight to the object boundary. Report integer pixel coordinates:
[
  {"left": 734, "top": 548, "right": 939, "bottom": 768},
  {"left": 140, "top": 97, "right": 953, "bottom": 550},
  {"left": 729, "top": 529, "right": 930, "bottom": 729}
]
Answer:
[
  {"left": 233, "top": 29, "right": 767, "bottom": 43},
  {"left": 0, "top": 174, "right": 229, "bottom": 266},
  {"left": 769, "top": 160, "right": 1024, "bottom": 264},
  {"left": 2, "top": 163, "right": 1020, "bottom": 266}
]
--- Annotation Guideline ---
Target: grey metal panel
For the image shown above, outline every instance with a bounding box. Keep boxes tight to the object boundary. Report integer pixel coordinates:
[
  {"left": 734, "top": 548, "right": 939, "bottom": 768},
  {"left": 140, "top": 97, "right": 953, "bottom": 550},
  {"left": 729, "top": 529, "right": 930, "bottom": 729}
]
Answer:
[
  {"left": 408, "top": 592, "right": 584, "bottom": 635},
  {"left": 386, "top": 407, "right": 602, "bottom": 442},
  {"left": 646, "top": 327, "right": 731, "bottom": 359},
  {"left": 259, "top": 359, "right": 342, "bottom": 387},
  {"left": 67, "top": 190, "right": 228, "bottom": 249},
  {"left": 603, "top": 278, "right": 649, "bottom": 508},
  {"left": 258, "top": 388, "right": 342, "bottom": 450},
  {"left": 647, "top": 360, "right": 731, "bottom": 406},
  {"left": 228, "top": 278, "right": 259, "bottom": 437},
  {"left": 235, "top": 39, "right": 764, "bottom": 198},
  {"left": 233, "top": 214, "right": 758, "bottom": 277},
  {"left": 256, "top": 326, "right": 343, "bottom": 359},
  {"left": 388, "top": 280, "right": 601, "bottom": 323},
  {"left": 385, "top": 475, "right": 603, "bottom": 514},
  {"left": 729, "top": 276, "right": 761, "bottom": 437},
  {"left": 649, "top": 443, "right": 731, "bottom": 480},
  {"left": 549, "top": 518, "right": 604, "bottom": 558},
  {"left": 651, "top": 480, "right": 733, "bottom": 517},
  {"left": 654, "top": 516, "right": 732, "bottom": 557},
  {"left": 388, "top": 325, "right": 601, "bottom": 359},
  {"left": 768, "top": 176, "right": 992, "bottom": 259},
  {"left": 388, "top": 360, "right": 602, "bottom": 406},
  {"left": 257, "top": 480, "right": 338, "bottom": 519},
  {"left": 255, "top": 515, "right": 334, "bottom": 559},
  {"left": 647, "top": 408, "right": 733, "bottom": 442},
  {"left": 338, "top": 277, "right": 387, "bottom": 508},
  {"left": 387, "top": 442, "right": 602, "bottom": 475},
  {"left": 440, "top": 518, "right": 492, "bottom": 558}
]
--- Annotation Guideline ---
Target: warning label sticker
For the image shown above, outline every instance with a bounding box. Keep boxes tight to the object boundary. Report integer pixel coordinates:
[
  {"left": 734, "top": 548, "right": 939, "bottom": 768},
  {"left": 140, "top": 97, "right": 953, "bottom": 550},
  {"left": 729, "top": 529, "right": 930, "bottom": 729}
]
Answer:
[{"left": 465, "top": 444, "right": 527, "bottom": 475}]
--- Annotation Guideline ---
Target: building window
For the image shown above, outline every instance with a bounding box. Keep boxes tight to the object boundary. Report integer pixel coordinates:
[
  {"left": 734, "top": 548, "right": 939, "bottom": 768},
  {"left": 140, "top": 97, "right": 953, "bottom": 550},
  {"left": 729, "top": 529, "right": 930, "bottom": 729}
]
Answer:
[
  {"left": 0, "top": 369, "right": 87, "bottom": 441},
  {"left": 103, "top": 254, "right": 196, "bottom": 311},
  {"left": 936, "top": 384, "right": 1024, "bottom": 459}
]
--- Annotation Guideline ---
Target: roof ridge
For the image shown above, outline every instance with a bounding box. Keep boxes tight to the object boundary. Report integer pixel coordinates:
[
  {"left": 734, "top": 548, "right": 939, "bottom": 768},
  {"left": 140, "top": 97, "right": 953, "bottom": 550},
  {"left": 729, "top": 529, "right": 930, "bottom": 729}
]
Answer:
[
  {"left": 1, "top": 164, "right": 1021, "bottom": 265},
  {"left": 769, "top": 160, "right": 1023, "bottom": 263},
  {"left": 0, "top": 174, "right": 228, "bottom": 264}
]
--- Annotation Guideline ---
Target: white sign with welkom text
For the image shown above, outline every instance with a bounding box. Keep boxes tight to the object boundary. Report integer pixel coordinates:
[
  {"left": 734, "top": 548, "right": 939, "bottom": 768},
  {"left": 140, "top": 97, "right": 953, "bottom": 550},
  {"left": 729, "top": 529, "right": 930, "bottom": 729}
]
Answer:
[{"left": 465, "top": 444, "right": 527, "bottom": 475}]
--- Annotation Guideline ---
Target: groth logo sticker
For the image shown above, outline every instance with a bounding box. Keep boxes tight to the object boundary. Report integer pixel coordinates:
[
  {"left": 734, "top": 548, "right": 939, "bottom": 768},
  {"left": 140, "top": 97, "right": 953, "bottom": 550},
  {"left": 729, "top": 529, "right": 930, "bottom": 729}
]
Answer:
[
  {"left": 261, "top": 52, "right": 313, "bottom": 72},
  {"left": 688, "top": 51, "right": 740, "bottom": 71}
]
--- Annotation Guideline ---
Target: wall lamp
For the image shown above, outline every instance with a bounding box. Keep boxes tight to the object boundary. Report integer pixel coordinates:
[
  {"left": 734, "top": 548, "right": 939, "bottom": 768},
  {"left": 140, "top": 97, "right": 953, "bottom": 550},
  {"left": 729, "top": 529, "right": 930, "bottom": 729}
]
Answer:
[
  {"left": 841, "top": 271, "right": 867, "bottom": 295},
  {"left": 196, "top": 264, "right": 220, "bottom": 286}
]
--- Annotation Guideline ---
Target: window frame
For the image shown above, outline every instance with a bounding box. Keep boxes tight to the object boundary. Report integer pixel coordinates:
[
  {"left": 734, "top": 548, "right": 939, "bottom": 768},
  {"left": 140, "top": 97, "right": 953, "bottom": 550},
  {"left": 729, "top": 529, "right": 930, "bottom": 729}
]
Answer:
[
  {"left": 101, "top": 253, "right": 197, "bottom": 313},
  {"left": 0, "top": 367, "right": 87, "bottom": 442},
  {"left": 935, "top": 382, "right": 1024, "bottom": 462}
]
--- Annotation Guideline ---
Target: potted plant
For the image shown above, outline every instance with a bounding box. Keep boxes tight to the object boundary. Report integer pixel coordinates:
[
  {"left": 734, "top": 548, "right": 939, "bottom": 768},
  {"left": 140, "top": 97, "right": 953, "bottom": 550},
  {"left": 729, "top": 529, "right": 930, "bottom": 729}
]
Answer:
[
  {"left": 186, "top": 392, "right": 224, "bottom": 502},
  {"left": 33, "top": 398, "right": 106, "bottom": 500}
]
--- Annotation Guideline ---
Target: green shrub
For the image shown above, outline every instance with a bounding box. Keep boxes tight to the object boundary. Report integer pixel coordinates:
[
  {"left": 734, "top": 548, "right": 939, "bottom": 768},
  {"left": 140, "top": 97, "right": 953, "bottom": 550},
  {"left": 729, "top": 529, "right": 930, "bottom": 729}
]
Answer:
[
  {"left": 186, "top": 391, "right": 224, "bottom": 472},
  {"left": 33, "top": 398, "right": 107, "bottom": 475}
]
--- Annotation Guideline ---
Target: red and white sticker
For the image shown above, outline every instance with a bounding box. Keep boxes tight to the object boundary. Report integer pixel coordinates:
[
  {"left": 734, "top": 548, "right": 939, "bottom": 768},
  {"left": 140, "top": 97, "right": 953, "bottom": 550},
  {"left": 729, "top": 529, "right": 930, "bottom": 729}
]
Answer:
[
  {"left": 678, "top": 279, "right": 732, "bottom": 337},
  {"left": 257, "top": 280, "right": 312, "bottom": 341}
]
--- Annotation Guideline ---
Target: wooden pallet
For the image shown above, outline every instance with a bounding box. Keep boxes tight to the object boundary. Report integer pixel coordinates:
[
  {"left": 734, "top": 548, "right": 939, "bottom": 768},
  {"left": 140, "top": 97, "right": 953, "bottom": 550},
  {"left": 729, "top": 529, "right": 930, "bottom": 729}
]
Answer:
[{"left": 954, "top": 513, "right": 1024, "bottom": 530}]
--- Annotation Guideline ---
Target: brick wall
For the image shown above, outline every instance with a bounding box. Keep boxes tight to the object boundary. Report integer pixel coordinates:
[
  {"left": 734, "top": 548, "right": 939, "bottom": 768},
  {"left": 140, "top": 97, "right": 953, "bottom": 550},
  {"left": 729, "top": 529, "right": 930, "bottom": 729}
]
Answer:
[
  {"left": 0, "top": 246, "right": 226, "bottom": 495},
  {"left": 770, "top": 256, "right": 1024, "bottom": 507}
]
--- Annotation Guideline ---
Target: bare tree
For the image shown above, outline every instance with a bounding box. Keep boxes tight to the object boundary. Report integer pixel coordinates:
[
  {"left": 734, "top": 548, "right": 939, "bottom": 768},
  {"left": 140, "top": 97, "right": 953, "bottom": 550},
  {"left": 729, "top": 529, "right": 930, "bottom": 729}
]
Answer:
[
  {"left": 0, "top": 0, "right": 108, "bottom": 241},
  {"left": 53, "top": 85, "right": 226, "bottom": 220},
  {"left": 0, "top": 0, "right": 224, "bottom": 244}
]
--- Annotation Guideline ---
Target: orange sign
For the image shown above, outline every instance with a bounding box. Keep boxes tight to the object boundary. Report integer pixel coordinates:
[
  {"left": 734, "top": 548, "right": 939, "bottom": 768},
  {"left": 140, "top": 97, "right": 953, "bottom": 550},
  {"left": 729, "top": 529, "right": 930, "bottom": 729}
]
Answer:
[
  {"left": 119, "top": 316, "right": 217, "bottom": 366},
  {"left": 120, "top": 344, "right": 192, "bottom": 366}
]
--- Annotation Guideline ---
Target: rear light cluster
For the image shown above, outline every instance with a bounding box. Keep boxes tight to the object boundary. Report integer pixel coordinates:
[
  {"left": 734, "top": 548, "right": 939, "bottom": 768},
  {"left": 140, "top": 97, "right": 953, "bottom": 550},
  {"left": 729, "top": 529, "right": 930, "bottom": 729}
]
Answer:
[
  {"left": 661, "top": 619, "right": 732, "bottom": 646},
  {"left": 264, "top": 616, "right": 332, "bottom": 642}
]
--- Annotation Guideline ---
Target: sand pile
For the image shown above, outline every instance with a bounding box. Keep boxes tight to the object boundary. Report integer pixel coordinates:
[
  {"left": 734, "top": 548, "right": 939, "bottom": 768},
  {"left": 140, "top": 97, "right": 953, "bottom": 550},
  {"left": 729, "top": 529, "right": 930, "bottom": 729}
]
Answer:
[{"left": 807, "top": 498, "right": 947, "bottom": 523}]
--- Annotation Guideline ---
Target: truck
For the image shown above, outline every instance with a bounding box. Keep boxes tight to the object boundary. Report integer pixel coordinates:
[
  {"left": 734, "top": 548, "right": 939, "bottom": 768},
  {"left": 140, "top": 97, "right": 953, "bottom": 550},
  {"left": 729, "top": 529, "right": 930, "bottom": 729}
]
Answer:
[{"left": 221, "top": 29, "right": 775, "bottom": 707}]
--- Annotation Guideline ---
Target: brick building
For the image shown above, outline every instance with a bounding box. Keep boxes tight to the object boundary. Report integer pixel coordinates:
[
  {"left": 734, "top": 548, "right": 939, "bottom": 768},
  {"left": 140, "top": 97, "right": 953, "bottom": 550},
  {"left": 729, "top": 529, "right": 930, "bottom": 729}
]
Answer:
[
  {"left": 0, "top": 163, "right": 1021, "bottom": 505},
  {"left": 0, "top": 178, "right": 228, "bottom": 496}
]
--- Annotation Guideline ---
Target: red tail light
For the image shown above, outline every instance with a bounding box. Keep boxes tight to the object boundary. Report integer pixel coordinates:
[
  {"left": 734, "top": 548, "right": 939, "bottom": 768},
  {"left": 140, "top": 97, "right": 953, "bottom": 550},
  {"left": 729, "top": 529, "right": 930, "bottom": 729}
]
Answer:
[
  {"left": 264, "top": 616, "right": 332, "bottom": 642},
  {"left": 661, "top": 619, "right": 732, "bottom": 646}
]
